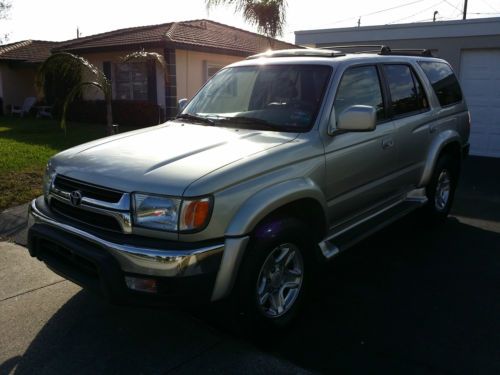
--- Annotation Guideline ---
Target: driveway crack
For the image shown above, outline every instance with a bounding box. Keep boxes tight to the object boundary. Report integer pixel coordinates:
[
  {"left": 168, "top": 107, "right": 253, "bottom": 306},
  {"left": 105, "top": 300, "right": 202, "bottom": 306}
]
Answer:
[{"left": 0, "top": 279, "right": 67, "bottom": 302}]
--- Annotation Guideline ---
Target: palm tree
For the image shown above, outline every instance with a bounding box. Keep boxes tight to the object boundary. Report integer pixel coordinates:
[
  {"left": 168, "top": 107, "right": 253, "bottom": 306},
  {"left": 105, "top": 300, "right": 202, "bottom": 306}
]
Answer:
[
  {"left": 36, "top": 52, "right": 113, "bottom": 135},
  {"left": 206, "top": 0, "right": 287, "bottom": 39},
  {"left": 36, "top": 51, "right": 167, "bottom": 135}
]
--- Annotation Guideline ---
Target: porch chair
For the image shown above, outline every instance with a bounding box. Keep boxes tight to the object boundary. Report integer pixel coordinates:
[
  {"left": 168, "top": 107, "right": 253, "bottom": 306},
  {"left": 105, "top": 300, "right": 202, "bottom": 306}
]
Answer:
[{"left": 11, "top": 97, "right": 37, "bottom": 117}]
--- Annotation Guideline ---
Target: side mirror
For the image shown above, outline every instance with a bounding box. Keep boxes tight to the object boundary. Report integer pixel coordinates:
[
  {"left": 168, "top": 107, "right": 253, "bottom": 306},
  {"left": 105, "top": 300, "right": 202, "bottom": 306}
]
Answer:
[
  {"left": 178, "top": 98, "right": 188, "bottom": 114},
  {"left": 333, "top": 105, "right": 376, "bottom": 133}
]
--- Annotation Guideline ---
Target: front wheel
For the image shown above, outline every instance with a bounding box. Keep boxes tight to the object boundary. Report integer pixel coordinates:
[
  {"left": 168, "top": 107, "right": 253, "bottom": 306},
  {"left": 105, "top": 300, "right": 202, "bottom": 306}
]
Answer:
[{"left": 234, "top": 218, "right": 311, "bottom": 330}]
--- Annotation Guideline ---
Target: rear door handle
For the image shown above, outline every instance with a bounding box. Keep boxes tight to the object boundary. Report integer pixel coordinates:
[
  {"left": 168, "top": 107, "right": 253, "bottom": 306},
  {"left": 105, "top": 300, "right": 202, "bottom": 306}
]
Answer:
[
  {"left": 430, "top": 124, "right": 437, "bottom": 133},
  {"left": 382, "top": 138, "right": 394, "bottom": 150}
]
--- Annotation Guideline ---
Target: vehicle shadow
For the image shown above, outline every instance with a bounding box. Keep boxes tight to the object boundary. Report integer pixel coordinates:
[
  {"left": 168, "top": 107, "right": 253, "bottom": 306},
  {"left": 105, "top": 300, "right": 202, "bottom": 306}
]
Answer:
[
  {"left": 9, "top": 291, "right": 223, "bottom": 374},
  {"left": 249, "top": 213, "right": 500, "bottom": 374}
]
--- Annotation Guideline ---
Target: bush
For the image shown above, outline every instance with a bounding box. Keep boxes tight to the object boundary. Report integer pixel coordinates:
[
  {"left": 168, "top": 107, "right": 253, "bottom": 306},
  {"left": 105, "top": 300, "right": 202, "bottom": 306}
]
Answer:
[{"left": 67, "top": 100, "right": 165, "bottom": 127}]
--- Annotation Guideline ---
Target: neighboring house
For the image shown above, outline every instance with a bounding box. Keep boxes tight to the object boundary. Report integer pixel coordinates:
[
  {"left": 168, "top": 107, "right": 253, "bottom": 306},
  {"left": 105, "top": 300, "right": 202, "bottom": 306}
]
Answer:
[
  {"left": 295, "top": 17, "right": 500, "bottom": 158},
  {"left": 54, "top": 19, "right": 297, "bottom": 120},
  {"left": 0, "top": 40, "right": 59, "bottom": 114}
]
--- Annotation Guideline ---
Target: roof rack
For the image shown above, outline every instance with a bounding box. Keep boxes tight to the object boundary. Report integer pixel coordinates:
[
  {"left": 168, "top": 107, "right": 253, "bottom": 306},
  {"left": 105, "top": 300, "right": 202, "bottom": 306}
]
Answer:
[
  {"left": 320, "top": 45, "right": 433, "bottom": 57},
  {"left": 247, "top": 48, "right": 345, "bottom": 60}
]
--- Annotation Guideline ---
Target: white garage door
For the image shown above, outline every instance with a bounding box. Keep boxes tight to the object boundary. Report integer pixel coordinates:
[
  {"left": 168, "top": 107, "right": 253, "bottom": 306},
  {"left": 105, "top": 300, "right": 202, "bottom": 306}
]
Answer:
[{"left": 460, "top": 49, "right": 500, "bottom": 157}]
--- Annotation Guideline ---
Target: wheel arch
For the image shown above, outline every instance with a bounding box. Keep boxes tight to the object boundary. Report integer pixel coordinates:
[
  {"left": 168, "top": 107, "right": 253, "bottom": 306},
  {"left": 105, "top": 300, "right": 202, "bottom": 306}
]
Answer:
[
  {"left": 212, "top": 179, "right": 328, "bottom": 301},
  {"left": 419, "top": 130, "right": 462, "bottom": 187}
]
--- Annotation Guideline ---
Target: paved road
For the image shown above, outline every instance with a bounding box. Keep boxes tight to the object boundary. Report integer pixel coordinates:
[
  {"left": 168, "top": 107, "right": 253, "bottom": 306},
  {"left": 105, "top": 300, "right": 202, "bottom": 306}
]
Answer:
[{"left": 1, "top": 156, "right": 499, "bottom": 374}]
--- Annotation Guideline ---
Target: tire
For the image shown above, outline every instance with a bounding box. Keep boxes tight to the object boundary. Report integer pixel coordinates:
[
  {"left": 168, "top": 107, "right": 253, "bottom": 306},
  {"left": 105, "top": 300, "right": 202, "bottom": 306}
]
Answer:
[
  {"left": 423, "top": 153, "right": 459, "bottom": 223},
  {"left": 233, "top": 217, "right": 312, "bottom": 330}
]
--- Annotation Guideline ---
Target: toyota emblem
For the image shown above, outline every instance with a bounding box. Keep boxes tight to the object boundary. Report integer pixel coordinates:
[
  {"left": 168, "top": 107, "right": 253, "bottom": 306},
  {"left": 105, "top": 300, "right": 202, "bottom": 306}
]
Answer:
[{"left": 69, "top": 190, "right": 83, "bottom": 206}]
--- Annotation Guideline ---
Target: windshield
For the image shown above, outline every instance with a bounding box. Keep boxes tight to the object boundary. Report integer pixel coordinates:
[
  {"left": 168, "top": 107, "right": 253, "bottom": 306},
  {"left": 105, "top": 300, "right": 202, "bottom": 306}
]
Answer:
[{"left": 181, "top": 64, "right": 332, "bottom": 132}]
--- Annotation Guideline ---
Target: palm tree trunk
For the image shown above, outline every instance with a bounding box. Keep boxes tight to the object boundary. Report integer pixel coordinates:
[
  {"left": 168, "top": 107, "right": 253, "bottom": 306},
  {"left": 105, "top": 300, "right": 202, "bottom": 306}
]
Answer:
[{"left": 105, "top": 96, "right": 113, "bottom": 135}]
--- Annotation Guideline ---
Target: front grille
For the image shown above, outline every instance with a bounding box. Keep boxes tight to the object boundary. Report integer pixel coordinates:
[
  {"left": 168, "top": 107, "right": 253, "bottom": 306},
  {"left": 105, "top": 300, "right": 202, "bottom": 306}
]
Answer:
[
  {"left": 51, "top": 199, "right": 122, "bottom": 232},
  {"left": 54, "top": 175, "right": 123, "bottom": 203}
]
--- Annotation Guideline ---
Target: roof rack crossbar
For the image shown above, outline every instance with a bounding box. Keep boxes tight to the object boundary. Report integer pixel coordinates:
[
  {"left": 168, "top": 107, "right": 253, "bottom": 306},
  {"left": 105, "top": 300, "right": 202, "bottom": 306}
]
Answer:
[
  {"left": 319, "top": 45, "right": 432, "bottom": 57},
  {"left": 380, "top": 48, "right": 433, "bottom": 57}
]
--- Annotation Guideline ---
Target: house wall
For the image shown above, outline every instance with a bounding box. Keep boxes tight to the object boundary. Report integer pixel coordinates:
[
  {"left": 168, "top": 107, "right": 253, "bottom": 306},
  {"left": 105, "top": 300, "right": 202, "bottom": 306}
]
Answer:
[
  {"left": 78, "top": 49, "right": 166, "bottom": 110},
  {"left": 0, "top": 64, "right": 37, "bottom": 113},
  {"left": 175, "top": 49, "right": 242, "bottom": 100}
]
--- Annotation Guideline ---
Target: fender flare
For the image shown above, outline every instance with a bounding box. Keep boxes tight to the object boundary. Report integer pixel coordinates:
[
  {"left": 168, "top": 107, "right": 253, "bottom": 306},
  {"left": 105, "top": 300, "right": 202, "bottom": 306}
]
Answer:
[
  {"left": 211, "top": 178, "right": 327, "bottom": 301},
  {"left": 224, "top": 177, "right": 328, "bottom": 237},
  {"left": 419, "top": 129, "right": 462, "bottom": 187}
]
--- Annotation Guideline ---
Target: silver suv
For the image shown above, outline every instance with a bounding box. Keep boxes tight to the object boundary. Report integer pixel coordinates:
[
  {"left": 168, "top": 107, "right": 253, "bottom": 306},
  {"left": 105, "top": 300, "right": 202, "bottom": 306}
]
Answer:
[{"left": 27, "top": 47, "right": 470, "bottom": 328}]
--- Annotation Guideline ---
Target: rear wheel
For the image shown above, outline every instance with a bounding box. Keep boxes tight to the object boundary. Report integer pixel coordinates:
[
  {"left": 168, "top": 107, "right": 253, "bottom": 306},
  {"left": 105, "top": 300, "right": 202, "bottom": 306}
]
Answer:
[{"left": 423, "top": 153, "right": 459, "bottom": 222}]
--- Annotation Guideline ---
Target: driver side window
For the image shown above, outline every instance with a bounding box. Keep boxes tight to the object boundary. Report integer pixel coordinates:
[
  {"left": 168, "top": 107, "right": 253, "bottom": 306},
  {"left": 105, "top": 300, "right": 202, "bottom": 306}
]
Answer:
[{"left": 334, "top": 66, "right": 386, "bottom": 123}]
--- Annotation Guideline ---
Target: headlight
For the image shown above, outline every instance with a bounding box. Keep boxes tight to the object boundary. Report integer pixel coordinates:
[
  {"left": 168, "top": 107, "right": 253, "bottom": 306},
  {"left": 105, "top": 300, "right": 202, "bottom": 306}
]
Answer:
[
  {"left": 43, "top": 163, "right": 56, "bottom": 201},
  {"left": 133, "top": 194, "right": 181, "bottom": 231},
  {"left": 132, "top": 194, "right": 212, "bottom": 232}
]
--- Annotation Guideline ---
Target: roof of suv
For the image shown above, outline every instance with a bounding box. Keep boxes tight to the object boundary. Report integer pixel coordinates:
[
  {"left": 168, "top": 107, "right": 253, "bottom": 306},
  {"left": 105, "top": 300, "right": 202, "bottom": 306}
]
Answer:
[
  {"left": 247, "top": 46, "right": 433, "bottom": 60},
  {"left": 231, "top": 47, "right": 446, "bottom": 69}
]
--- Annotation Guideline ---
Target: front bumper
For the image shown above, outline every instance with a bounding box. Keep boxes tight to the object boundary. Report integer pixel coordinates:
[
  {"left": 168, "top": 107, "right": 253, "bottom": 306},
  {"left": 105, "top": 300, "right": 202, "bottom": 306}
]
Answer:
[{"left": 27, "top": 198, "right": 225, "bottom": 305}]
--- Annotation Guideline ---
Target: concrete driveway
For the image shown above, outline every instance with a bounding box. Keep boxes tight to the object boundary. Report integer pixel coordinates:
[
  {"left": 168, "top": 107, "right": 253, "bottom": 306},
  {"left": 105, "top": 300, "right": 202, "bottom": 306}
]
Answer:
[{"left": 1, "top": 156, "right": 499, "bottom": 374}]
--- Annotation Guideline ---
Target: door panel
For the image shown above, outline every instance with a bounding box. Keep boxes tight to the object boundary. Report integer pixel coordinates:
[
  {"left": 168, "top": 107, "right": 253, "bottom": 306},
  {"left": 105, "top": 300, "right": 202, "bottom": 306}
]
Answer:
[{"left": 324, "top": 121, "right": 398, "bottom": 225}]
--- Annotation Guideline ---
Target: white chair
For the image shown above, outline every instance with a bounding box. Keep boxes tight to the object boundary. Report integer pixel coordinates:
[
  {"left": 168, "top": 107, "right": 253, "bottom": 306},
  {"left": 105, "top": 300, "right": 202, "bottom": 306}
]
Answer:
[{"left": 11, "top": 97, "right": 37, "bottom": 117}]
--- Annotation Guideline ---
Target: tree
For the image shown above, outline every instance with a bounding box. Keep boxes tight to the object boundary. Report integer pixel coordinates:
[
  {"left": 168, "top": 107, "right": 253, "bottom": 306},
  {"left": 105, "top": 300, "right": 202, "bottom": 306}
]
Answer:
[
  {"left": 36, "top": 50, "right": 166, "bottom": 135},
  {"left": 0, "top": 0, "right": 12, "bottom": 44},
  {"left": 36, "top": 52, "right": 113, "bottom": 135},
  {"left": 206, "top": 0, "right": 286, "bottom": 39}
]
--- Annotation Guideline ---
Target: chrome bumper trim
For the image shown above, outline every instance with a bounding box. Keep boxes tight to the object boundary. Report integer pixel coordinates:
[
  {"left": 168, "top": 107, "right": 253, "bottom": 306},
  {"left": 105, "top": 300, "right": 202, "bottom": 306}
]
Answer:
[{"left": 28, "top": 199, "right": 224, "bottom": 278}]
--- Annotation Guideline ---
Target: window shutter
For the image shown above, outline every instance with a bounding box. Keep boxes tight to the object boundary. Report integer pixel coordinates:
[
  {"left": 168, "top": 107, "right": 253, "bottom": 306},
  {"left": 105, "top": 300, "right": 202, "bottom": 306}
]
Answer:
[{"left": 147, "top": 60, "right": 157, "bottom": 103}]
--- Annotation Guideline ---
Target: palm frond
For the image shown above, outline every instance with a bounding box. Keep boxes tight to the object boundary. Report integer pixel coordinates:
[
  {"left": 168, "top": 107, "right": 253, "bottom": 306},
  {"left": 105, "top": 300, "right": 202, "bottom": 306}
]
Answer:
[
  {"left": 206, "top": 0, "right": 286, "bottom": 38},
  {"left": 36, "top": 52, "right": 111, "bottom": 133},
  {"left": 60, "top": 81, "right": 106, "bottom": 133},
  {"left": 121, "top": 50, "right": 167, "bottom": 71}
]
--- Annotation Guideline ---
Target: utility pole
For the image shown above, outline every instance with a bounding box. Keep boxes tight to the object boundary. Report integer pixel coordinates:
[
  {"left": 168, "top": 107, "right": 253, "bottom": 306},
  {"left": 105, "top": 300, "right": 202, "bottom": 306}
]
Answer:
[
  {"left": 463, "top": 0, "right": 468, "bottom": 20},
  {"left": 357, "top": 17, "right": 361, "bottom": 27},
  {"left": 433, "top": 11, "right": 438, "bottom": 22},
  {"left": 77, "top": 27, "right": 81, "bottom": 38}
]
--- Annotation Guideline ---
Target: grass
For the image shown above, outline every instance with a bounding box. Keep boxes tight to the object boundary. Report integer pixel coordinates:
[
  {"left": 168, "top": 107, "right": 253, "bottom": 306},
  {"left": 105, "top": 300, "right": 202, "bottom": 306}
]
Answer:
[{"left": 0, "top": 116, "right": 111, "bottom": 211}]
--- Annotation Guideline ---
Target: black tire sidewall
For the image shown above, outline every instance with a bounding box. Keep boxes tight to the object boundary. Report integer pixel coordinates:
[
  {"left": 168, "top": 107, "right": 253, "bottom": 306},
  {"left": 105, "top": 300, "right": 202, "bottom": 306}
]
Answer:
[
  {"left": 234, "top": 217, "right": 312, "bottom": 330},
  {"left": 425, "top": 153, "right": 459, "bottom": 221}
]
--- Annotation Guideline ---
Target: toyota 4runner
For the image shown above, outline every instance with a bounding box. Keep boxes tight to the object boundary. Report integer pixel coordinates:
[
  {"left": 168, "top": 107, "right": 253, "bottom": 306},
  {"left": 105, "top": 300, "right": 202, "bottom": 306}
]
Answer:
[{"left": 27, "top": 47, "right": 470, "bottom": 327}]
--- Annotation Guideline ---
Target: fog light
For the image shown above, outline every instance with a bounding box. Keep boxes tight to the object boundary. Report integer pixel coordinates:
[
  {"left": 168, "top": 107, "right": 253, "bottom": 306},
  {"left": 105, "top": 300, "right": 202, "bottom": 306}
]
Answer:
[{"left": 125, "top": 276, "right": 157, "bottom": 293}]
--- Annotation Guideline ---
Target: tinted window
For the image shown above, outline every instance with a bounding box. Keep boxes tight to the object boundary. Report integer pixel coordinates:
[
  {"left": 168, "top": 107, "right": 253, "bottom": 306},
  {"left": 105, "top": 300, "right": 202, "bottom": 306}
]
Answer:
[
  {"left": 419, "top": 61, "right": 463, "bottom": 106},
  {"left": 384, "top": 64, "right": 428, "bottom": 116},
  {"left": 334, "top": 66, "right": 386, "bottom": 122}
]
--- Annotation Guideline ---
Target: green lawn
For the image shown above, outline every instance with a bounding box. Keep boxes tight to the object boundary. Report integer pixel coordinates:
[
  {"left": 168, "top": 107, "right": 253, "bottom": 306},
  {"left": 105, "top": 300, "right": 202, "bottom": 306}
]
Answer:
[{"left": 0, "top": 116, "right": 111, "bottom": 211}]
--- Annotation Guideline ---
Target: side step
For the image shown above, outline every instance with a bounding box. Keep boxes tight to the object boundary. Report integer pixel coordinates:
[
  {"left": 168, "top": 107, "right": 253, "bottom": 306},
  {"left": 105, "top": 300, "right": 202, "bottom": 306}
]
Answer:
[{"left": 319, "top": 193, "right": 427, "bottom": 260}]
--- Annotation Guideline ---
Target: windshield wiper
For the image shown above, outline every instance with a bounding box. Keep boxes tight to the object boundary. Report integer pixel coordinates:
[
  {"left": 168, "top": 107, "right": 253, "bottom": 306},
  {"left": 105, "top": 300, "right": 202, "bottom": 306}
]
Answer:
[
  {"left": 216, "top": 116, "right": 281, "bottom": 131},
  {"left": 176, "top": 113, "right": 215, "bottom": 126}
]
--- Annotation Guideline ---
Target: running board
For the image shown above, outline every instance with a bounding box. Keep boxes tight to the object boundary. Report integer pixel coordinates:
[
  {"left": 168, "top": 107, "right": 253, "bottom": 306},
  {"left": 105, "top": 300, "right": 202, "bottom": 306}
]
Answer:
[{"left": 319, "top": 190, "right": 427, "bottom": 260}]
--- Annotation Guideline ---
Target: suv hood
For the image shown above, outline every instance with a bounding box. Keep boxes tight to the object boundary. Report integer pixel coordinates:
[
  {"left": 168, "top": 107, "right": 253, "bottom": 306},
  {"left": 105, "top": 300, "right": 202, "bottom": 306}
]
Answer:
[{"left": 52, "top": 122, "right": 298, "bottom": 196}]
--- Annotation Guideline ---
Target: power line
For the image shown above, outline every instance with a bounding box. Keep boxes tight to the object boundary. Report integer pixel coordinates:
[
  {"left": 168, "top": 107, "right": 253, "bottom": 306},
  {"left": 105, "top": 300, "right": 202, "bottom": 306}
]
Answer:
[
  {"left": 479, "top": 0, "right": 499, "bottom": 13},
  {"left": 323, "top": 0, "right": 426, "bottom": 27},
  {"left": 387, "top": 0, "right": 446, "bottom": 24}
]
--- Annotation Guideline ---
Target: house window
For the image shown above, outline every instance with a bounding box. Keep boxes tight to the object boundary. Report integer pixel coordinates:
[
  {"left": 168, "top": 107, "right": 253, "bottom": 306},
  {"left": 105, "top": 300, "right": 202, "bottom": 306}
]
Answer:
[
  {"left": 115, "top": 62, "right": 148, "bottom": 100},
  {"left": 205, "top": 62, "right": 224, "bottom": 81}
]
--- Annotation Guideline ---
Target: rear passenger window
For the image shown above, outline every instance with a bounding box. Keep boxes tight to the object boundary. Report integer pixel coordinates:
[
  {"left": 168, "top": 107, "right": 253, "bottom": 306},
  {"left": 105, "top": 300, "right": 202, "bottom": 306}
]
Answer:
[
  {"left": 418, "top": 61, "right": 463, "bottom": 107},
  {"left": 383, "top": 64, "right": 428, "bottom": 117},
  {"left": 334, "top": 66, "right": 386, "bottom": 123}
]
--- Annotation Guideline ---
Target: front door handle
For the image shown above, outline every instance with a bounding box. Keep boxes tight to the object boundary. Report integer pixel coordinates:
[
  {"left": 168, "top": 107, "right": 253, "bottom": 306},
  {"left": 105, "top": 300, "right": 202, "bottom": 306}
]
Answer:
[{"left": 382, "top": 138, "right": 394, "bottom": 150}]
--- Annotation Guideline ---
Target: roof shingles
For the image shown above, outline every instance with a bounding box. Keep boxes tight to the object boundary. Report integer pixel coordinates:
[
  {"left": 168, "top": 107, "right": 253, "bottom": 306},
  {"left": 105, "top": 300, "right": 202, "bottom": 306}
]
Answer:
[
  {"left": 56, "top": 19, "right": 297, "bottom": 55},
  {"left": 0, "top": 40, "right": 60, "bottom": 63}
]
